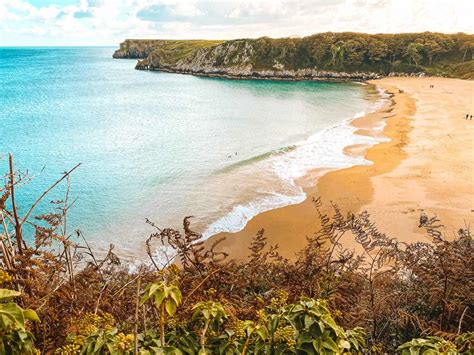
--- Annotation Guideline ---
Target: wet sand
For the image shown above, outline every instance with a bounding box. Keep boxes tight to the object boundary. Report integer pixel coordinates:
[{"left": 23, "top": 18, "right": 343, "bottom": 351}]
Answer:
[{"left": 205, "top": 77, "right": 474, "bottom": 260}]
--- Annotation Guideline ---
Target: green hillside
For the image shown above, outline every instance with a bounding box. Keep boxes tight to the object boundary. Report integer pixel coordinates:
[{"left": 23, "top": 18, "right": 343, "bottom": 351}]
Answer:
[{"left": 113, "top": 32, "right": 474, "bottom": 79}]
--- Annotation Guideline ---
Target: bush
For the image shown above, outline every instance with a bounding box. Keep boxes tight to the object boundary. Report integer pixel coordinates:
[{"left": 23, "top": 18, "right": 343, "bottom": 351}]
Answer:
[{"left": 0, "top": 157, "right": 473, "bottom": 353}]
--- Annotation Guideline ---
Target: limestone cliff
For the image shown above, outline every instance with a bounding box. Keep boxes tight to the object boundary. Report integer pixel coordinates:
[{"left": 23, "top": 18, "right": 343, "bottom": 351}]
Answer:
[
  {"left": 112, "top": 39, "right": 166, "bottom": 59},
  {"left": 113, "top": 33, "right": 474, "bottom": 81}
]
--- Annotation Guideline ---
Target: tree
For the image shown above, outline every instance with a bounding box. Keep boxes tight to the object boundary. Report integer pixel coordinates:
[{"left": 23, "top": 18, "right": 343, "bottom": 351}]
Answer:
[
  {"left": 424, "top": 40, "right": 444, "bottom": 65},
  {"left": 367, "top": 39, "right": 388, "bottom": 63},
  {"left": 308, "top": 34, "right": 330, "bottom": 64},
  {"left": 385, "top": 35, "right": 408, "bottom": 69},
  {"left": 460, "top": 41, "right": 474, "bottom": 61},
  {"left": 330, "top": 41, "right": 345, "bottom": 66},
  {"left": 404, "top": 42, "right": 423, "bottom": 68},
  {"left": 343, "top": 39, "right": 365, "bottom": 66},
  {"left": 330, "top": 44, "right": 339, "bottom": 66}
]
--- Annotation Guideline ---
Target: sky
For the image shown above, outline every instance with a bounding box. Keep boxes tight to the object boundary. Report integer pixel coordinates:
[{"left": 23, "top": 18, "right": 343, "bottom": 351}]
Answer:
[{"left": 1, "top": 0, "right": 473, "bottom": 46}]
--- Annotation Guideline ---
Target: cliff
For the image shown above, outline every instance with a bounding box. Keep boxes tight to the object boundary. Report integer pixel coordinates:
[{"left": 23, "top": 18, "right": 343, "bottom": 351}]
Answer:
[
  {"left": 113, "top": 33, "right": 474, "bottom": 81},
  {"left": 112, "top": 39, "right": 224, "bottom": 60},
  {"left": 113, "top": 39, "right": 166, "bottom": 59}
]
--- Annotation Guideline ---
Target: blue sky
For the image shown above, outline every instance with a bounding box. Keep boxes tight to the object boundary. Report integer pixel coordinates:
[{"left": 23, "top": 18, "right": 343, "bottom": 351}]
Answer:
[{"left": 1, "top": 0, "right": 473, "bottom": 46}]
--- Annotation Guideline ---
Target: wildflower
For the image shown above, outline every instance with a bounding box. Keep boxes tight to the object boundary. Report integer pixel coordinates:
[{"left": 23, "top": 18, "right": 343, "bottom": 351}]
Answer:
[
  {"left": 115, "top": 333, "right": 134, "bottom": 351},
  {"left": 256, "top": 309, "right": 267, "bottom": 323},
  {"left": 54, "top": 343, "right": 80, "bottom": 355},
  {"left": 274, "top": 325, "right": 296, "bottom": 347},
  {"left": 231, "top": 319, "right": 246, "bottom": 339},
  {"left": 75, "top": 312, "right": 116, "bottom": 335},
  {"left": 270, "top": 289, "right": 288, "bottom": 308},
  {"left": 0, "top": 270, "right": 13, "bottom": 284},
  {"left": 207, "top": 287, "right": 217, "bottom": 297}
]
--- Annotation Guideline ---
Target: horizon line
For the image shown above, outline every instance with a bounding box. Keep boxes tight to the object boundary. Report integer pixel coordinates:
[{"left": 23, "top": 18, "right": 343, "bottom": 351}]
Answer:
[{"left": 2, "top": 30, "right": 473, "bottom": 48}]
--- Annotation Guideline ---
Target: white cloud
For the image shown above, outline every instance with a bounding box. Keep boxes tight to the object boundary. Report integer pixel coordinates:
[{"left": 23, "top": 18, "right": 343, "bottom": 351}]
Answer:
[{"left": 0, "top": 0, "right": 472, "bottom": 46}]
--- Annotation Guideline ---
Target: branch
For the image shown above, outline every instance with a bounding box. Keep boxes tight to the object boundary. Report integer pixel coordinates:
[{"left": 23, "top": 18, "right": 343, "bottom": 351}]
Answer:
[
  {"left": 9, "top": 154, "right": 23, "bottom": 255},
  {"left": 20, "top": 163, "right": 81, "bottom": 226}
]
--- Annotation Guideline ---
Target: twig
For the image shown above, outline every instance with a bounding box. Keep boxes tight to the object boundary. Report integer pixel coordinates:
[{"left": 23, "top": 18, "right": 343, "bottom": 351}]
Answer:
[
  {"left": 21, "top": 163, "right": 81, "bottom": 226},
  {"left": 8, "top": 154, "right": 23, "bottom": 255},
  {"left": 182, "top": 268, "right": 222, "bottom": 306},
  {"left": 112, "top": 274, "right": 141, "bottom": 298},
  {"left": 134, "top": 268, "right": 142, "bottom": 354},
  {"left": 457, "top": 306, "right": 468, "bottom": 334},
  {"left": 94, "top": 280, "right": 111, "bottom": 315}
]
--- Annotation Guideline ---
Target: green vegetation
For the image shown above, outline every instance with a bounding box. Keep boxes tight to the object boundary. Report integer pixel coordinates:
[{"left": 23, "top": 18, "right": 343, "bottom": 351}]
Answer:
[
  {"left": 0, "top": 286, "right": 39, "bottom": 354},
  {"left": 449, "top": 61, "right": 474, "bottom": 80},
  {"left": 1, "top": 156, "right": 473, "bottom": 353},
  {"left": 146, "top": 40, "right": 224, "bottom": 66},
  {"left": 397, "top": 335, "right": 474, "bottom": 355},
  {"left": 114, "top": 32, "right": 474, "bottom": 79},
  {"left": 113, "top": 39, "right": 224, "bottom": 62}
]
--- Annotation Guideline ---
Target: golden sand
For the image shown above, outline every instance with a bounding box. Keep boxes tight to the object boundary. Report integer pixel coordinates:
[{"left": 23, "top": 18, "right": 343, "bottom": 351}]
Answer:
[{"left": 204, "top": 77, "right": 474, "bottom": 260}]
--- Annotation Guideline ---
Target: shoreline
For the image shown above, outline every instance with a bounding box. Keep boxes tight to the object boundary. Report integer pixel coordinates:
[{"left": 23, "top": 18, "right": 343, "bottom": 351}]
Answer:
[
  {"left": 203, "top": 82, "right": 399, "bottom": 258},
  {"left": 135, "top": 64, "right": 429, "bottom": 83},
  {"left": 200, "top": 83, "right": 388, "bottom": 240},
  {"left": 138, "top": 66, "right": 386, "bottom": 82},
  {"left": 204, "top": 77, "right": 474, "bottom": 260}
]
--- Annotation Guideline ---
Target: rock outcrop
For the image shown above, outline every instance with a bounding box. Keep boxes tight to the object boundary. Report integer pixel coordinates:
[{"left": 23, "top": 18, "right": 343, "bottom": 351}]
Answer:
[
  {"left": 113, "top": 39, "right": 168, "bottom": 59},
  {"left": 114, "top": 33, "right": 474, "bottom": 80},
  {"left": 130, "top": 40, "right": 385, "bottom": 81}
]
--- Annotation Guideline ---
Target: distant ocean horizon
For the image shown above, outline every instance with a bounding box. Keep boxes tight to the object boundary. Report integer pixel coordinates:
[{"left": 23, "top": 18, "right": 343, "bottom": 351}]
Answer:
[{"left": 0, "top": 47, "right": 387, "bottom": 258}]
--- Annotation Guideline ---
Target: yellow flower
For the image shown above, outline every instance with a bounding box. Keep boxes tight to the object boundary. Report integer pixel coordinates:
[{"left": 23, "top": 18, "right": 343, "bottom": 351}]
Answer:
[
  {"left": 0, "top": 270, "right": 13, "bottom": 284},
  {"left": 274, "top": 325, "right": 295, "bottom": 346},
  {"left": 54, "top": 343, "right": 80, "bottom": 355},
  {"left": 270, "top": 289, "right": 288, "bottom": 308},
  {"left": 256, "top": 309, "right": 268, "bottom": 323},
  {"left": 115, "top": 333, "right": 134, "bottom": 351},
  {"left": 74, "top": 312, "right": 116, "bottom": 335}
]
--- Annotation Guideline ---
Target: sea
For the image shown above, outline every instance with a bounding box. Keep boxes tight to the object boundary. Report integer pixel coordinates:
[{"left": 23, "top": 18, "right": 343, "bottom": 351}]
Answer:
[{"left": 0, "top": 47, "right": 388, "bottom": 258}]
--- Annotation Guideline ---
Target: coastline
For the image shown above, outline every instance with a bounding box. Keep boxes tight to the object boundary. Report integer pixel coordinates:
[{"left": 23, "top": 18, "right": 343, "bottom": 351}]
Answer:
[
  {"left": 137, "top": 65, "right": 387, "bottom": 82},
  {"left": 204, "top": 77, "right": 474, "bottom": 260},
  {"left": 199, "top": 83, "right": 387, "bottom": 240}
]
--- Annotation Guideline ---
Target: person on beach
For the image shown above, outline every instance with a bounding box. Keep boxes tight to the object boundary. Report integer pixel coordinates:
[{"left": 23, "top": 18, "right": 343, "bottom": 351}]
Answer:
[
  {"left": 466, "top": 114, "right": 469, "bottom": 119},
  {"left": 470, "top": 115, "right": 473, "bottom": 120}
]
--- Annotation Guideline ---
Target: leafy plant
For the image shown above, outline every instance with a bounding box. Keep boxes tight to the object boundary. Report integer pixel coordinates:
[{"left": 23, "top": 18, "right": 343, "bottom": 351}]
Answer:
[
  {"left": 1, "top": 157, "right": 473, "bottom": 353},
  {"left": 396, "top": 332, "right": 474, "bottom": 355},
  {"left": 0, "top": 287, "right": 40, "bottom": 355},
  {"left": 141, "top": 282, "right": 182, "bottom": 349},
  {"left": 397, "top": 336, "right": 458, "bottom": 354},
  {"left": 285, "top": 298, "right": 365, "bottom": 354},
  {"left": 191, "top": 300, "right": 227, "bottom": 354},
  {"left": 236, "top": 320, "right": 269, "bottom": 354},
  {"left": 80, "top": 328, "right": 119, "bottom": 355}
]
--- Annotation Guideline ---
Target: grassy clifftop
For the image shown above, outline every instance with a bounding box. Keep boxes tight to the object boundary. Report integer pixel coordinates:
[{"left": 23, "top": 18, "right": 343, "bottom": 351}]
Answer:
[
  {"left": 112, "top": 39, "right": 224, "bottom": 61},
  {"left": 113, "top": 32, "right": 474, "bottom": 80}
]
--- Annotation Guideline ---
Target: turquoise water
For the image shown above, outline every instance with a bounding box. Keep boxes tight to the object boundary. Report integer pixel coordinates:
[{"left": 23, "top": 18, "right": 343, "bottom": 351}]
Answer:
[{"left": 0, "top": 47, "right": 382, "bottom": 257}]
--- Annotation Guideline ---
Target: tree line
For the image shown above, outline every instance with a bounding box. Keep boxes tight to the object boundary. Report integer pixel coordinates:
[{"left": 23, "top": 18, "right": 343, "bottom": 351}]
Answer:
[{"left": 198, "top": 32, "right": 473, "bottom": 77}]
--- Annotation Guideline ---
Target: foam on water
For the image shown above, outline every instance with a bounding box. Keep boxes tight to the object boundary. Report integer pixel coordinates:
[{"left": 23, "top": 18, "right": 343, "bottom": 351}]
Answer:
[
  {"left": 1, "top": 47, "right": 393, "bottom": 259},
  {"left": 201, "top": 87, "right": 390, "bottom": 239}
]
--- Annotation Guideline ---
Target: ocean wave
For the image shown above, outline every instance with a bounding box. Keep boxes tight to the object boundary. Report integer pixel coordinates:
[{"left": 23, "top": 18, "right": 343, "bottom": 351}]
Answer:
[
  {"left": 202, "top": 190, "right": 305, "bottom": 238},
  {"left": 201, "top": 89, "right": 390, "bottom": 240},
  {"left": 215, "top": 145, "right": 297, "bottom": 174}
]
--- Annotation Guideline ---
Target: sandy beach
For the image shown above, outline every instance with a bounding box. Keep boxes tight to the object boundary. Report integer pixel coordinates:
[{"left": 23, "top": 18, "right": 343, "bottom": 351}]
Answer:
[{"left": 205, "top": 77, "right": 474, "bottom": 259}]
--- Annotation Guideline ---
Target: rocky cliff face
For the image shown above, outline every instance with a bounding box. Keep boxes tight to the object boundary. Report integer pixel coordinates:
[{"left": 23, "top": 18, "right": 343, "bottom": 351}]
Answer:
[
  {"left": 133, "top": 40, "right": 384, "bottom": 81},
  {"left": 112, "top": 39, "right": 168, "bottom": 59},
  {"left": 114, "top": 33, "right": 473, "bottom": 80}
]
